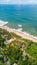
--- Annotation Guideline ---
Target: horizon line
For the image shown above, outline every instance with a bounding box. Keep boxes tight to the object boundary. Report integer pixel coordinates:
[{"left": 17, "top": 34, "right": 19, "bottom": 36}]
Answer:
[{"left": 0, "top": 3, "right": 37, "bottom": 5}]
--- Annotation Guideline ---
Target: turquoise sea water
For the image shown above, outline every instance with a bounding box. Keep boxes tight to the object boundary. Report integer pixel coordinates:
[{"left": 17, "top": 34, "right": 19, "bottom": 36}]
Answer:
[{"left": 0, "top": 5, "right": 37, "bottom": 36}]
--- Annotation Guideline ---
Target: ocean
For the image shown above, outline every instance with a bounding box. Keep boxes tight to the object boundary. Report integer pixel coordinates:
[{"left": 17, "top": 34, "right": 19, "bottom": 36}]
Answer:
[{"left": 0, "top": 4, "right": 37, "bottom": 36}]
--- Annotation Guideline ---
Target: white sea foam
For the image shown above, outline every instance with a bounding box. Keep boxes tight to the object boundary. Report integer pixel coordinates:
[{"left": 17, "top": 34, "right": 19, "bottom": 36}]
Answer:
[
  {"left": 17, "top": 28, "right": 22, "bottom": 31},
  {"left": 24, "top": 32, "right": 30, "bottom": 36},
  {"left": 33, "top": 37, "right": 37, "bottom": 39},
  {"left": 0, "top": 20, "right": 8, "bottom": 26},
  {"left": 18, "top": 24, "right": 22, "bottom": 27}
]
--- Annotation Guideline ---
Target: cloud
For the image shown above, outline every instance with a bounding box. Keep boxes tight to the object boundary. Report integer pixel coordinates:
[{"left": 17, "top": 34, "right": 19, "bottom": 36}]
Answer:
[{"left": 0, "top": 0, "right": 37, "bottom": 4}]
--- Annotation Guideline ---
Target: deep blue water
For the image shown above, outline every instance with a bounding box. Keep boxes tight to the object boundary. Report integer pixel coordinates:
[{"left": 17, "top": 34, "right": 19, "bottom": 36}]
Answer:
[{"left": 0, "top": 5, "right": 37, "bottom": 36}]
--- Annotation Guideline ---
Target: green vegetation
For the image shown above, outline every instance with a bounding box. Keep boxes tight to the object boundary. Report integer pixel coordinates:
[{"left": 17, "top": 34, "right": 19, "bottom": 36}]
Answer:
[
  {"left": 0, "top": 28, "right": 37, "bottom": 65},
  {"left": 26, "top": 43, "right": 37, "bottom": 62}
]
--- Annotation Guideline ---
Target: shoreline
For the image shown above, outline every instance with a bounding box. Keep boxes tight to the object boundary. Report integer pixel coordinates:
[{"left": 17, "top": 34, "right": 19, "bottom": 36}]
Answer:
[
  {"left": 0, "top": 20, "right": 8, "bottom": 26},
  {"left": 0, "top": 26, "right": 37, "bottom": 43}
]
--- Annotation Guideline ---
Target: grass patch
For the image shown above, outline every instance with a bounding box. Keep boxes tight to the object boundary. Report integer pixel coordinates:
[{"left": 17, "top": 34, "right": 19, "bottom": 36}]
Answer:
[{"left": 26, "top": 44, "right": 37, "bottom": 61}]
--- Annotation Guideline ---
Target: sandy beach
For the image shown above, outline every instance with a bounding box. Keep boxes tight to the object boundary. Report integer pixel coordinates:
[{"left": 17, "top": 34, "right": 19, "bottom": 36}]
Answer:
[{"left": 0, "top": 26, "right": 37, "bottom": 43}]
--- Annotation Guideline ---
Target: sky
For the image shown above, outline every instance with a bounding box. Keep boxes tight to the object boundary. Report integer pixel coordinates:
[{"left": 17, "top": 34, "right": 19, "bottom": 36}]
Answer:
[{"left": 0, "top": 0, "right": 37, "bottom": 4}]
